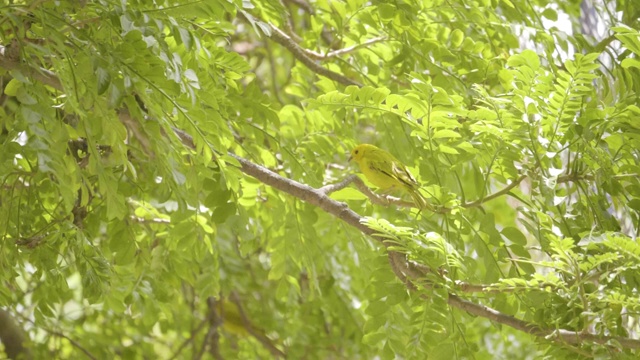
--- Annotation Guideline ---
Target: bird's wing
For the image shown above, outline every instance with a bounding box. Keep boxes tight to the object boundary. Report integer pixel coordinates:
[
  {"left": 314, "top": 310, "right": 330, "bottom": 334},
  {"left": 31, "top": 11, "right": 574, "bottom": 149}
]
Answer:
[
  {"left": 391, "top": 162, "right": 419, "bottom": 189},
  {"left": 367, "top": 150, "right": 419, "bottom": 189}
]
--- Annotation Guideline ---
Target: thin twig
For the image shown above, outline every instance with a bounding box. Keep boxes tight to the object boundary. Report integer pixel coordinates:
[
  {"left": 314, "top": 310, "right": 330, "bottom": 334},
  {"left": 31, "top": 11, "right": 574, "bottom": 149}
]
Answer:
[
  {"left": 169, "top": 317, "right": 210, "bottom": 360},
  {"left": 318, "top": 175, "right": 360, "bottom": 194},
  {"left": 249, "top": 18, "right": 362, "bottom": 87},
  {"left": 129, "top": 216, "right": 171, "bottom": 224},
  {"left": 228, "top": 292, "right": 286, "bottom": 358},
  {"left": 264, "top": 39, "right": 285, "bottom": 104},
  {"left": 283, "top": 0, "right": 315, "bottom": 14},
  {"left": 206, "top": 297, "right": 224, "bottom": 360},
  {"left": 304, "top": 37, "right": 388, "bottom": 61},
  {"left": 48, "top": 331, "right": 97, "bottom": 360},
  {"left": 462, "top": 174, "right": 527, "bottom": 208},
  {"left": 349, "top": 176, "right": 416, "bottom": 208}
]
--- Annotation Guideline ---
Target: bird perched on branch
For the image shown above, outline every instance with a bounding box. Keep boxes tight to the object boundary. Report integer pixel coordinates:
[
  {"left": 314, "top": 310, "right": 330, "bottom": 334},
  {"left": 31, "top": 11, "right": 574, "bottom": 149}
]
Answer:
[{"left": 349, "top": 144, "right": 428, "bottom": 209}]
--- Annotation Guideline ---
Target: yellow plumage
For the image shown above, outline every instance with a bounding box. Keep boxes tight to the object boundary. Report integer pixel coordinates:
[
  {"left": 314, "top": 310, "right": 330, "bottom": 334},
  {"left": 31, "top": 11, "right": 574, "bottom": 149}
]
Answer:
[
  {"left": 217, "top": 299, "right": 250, "bottom": 337},
  {"left": 349, "top": 144, "right": 427, "bottom": 209}
]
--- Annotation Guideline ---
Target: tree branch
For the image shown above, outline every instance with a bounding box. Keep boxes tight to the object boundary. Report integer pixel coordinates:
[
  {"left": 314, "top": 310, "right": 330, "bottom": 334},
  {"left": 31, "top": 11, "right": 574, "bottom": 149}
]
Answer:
[
  {"left": 221, "top": 150, "right": 640, "bottom": 350},
  {"left": 302, "top": 36, "right": 388, "bottom": 61},
  {"left": 228, "top": 152, "right": 374, "bottom": 236},
  {"left": 48, "top": 330, "right": 97, "bottom": 360},
  {"left": 448, "top": 294, "right": 640, "bottom": 349},
  {"left": 318, "top": 175, "right": 359, "bottom": 194},
  {"left": 205, "top": 297, "right": 224, "bottom": 360},
  {"left": 283, "top": 0, "right": 315, "bottom": 14},
  {"left": 462, "top": 174, "right": 527, "bottom": 208},
  {"left": 0, "top": 310, "right": 32, "bottom": 360},
  {"left": 266, "top": 24, "right": 362, "bottom": 86},
  {"left": 319, "top": 175, "right": 417, "bottom": 208},
  {"left": 169, "top": 316, "right": 211, "bottom": 360},
  {"left": 0, "top": 49, "right": 62, "bottom": 90},
  {"left": 227, "top": 293, "right": 286, "bottom": 358},
  {"left": 235, "top": 12, "right": 362, "bottom": 87},
  {"left": 129, "top": 216, "right": 171, "bottom": 224}
]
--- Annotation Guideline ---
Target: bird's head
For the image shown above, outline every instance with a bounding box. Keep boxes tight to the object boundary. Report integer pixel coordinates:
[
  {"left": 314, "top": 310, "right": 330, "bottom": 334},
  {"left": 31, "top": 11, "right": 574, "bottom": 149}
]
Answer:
[{"left": 349, "top": 144, "right": 375, "bottom": 163}]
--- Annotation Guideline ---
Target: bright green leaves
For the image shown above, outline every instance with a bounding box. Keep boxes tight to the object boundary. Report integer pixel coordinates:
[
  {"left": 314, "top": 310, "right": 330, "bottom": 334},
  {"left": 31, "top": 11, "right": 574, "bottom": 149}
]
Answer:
[
  {"left": 541, "top": 7, "right": 558, "bottom": 21},
  {"left": 358, "top": 243, "right": 452, "bottom": 358},
  {"left": 544, "top": 52, "right": 599, "bottom": 143},
  {"left": 4, "top": 78, "right": 21, "bottom": 97},
  {"left": 206, "top": 181, "right": 236, "bottom": 225},
  {"left": 612, "top": 26, "right": 640, "bottom": 56},
  {"left": 507, "top": 49, "right": 541, "bottom": 70},
  {"left": 266, "top": 200, "right": 325, "bottom": 301},
  {"left": 612, "top": 26, "right": 640, "bottom": 71},
  {"left": 95, "top": 66, "right": 111, "bottom": 95},
  {"left": 450, "top": 29, "right": 465, "bottom": 48},
  {"left": 362, "top": 255, "right": 415, "bottom": 356},
  {"left": 0, "top": 1, "right": 241, "bottom": 356},
  {"left": 363, "top": 217, "right": 464, "bottom": 277}
]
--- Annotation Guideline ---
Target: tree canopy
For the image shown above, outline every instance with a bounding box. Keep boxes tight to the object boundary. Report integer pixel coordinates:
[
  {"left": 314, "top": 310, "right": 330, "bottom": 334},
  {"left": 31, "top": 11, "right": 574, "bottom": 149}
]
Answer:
[{"left": 1, "top": 0, "right": 640, "bottom": 358}]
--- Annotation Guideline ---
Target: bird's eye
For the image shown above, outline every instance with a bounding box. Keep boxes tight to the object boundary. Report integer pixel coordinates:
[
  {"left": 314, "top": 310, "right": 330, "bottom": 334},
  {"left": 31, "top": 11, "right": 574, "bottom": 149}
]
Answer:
[{"left": 355, "top": 150, "right": 359, "bottom": 154}]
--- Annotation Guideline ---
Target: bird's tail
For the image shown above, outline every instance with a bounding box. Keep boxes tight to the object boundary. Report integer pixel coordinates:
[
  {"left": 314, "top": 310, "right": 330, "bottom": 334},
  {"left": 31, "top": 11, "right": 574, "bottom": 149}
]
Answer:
[{"left": 409, "top": 188, "right": 429, "bottom": 210}]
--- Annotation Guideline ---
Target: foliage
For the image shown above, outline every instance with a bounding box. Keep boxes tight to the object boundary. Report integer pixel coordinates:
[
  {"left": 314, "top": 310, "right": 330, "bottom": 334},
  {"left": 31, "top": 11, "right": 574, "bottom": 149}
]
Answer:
[{"left": 0, "top": 0, "right": 639, "bottom": 359}]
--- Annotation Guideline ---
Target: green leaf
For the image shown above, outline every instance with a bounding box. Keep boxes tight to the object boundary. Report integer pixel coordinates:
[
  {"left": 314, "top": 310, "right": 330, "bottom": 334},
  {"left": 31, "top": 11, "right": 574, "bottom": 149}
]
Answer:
[
  {"left": 4, "top": 78, "right": 21, "bottom": 96},
  {"left": 542, "top": 8, "right": 557, "bottom": 21},
  {"left": 212, "top": 202, "right": 236, "bottom": 224},
  {"left": 621, "top": 58, "right": 640, "bottom": 70},
  {"left": 507, "top": 49, "right": 540, "bottom": 70},
  {"left": 502, "top": 227, "right": 527, "bottom": 245},
  {"left": 438, "top": 144, "right": 459, "bottom": 154},
  {"left": 432, "top": 129, "right": 461, "bottom": 139},
  {"left": 362, "top": 331, "right": 387, "bottom": 345},
  {"left": 96, "top": 67, "right": 111, "bottom": 95},
  {"left": 450, "top": 29, "right": 464, "bottom": 48},
  {"left": 378, "top": 4, "right": 396, "bottom": 20},
  {"left": 501, "top": 0, "right": 515, "bottom": 8},
  {"left": 16, "top": 88, "right": 37, "bottom": 105}
]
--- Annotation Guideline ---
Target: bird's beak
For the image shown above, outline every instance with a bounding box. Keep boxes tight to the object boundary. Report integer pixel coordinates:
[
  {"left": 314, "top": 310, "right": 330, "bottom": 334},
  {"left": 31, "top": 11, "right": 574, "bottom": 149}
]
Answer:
[{"left": 348, "top": 155, "right": 353, "bottom": 162}]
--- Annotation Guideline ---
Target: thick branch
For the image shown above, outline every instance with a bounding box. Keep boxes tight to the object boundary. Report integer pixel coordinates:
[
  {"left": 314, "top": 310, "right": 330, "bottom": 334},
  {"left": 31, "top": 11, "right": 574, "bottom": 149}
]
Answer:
[
  {"left": 448, "top": 294, "right": 640, "bottom": 349},
  {"left": 0, "top": 310, "right": 32, "bottom": 360},
  {"left": 229, "top": 153, "right": 373, "bottom": 236},
  {"left": 0, "top": 50, "right": 62, "bottom": 90},
  {"left": 447, "top": 294, "right": 541, "bottom": 333}
]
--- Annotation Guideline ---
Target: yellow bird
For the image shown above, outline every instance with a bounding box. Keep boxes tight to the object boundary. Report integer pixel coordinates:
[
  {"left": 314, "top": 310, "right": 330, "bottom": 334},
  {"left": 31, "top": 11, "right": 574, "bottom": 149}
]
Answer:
[
  {"left": 216, "top": 299, "right": 250, "bottom": 337},
  {"left": 349, "top": 144, "right": 427, "bottom": 209}
]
